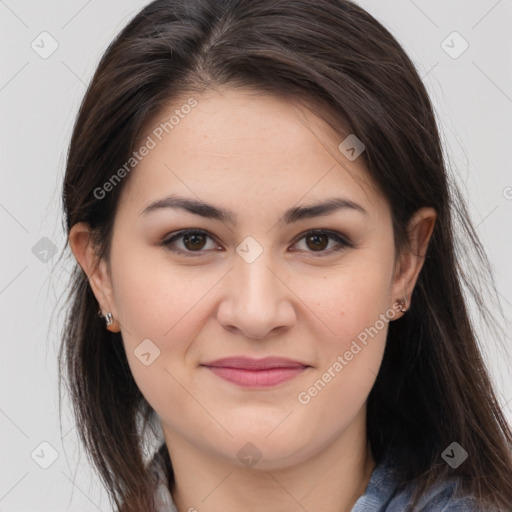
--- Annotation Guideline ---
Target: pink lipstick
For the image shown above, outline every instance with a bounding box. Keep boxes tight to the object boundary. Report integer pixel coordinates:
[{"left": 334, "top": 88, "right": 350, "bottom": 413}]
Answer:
[{"left": 201, "top": 356, "right": 309, "bottom": 388}]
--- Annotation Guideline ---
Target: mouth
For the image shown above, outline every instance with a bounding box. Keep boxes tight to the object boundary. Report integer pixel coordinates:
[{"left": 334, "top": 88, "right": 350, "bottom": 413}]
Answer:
[{"left": 200, "top": 356, "right": 311, "bottom": 388}]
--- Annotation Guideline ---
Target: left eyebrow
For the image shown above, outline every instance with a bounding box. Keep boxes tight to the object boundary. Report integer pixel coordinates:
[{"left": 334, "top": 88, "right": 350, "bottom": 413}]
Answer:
[
  {"left": 283, "top": 198, "right": 368, "bottom": 223},
  {"left": 138, "top": 195, "right": 368, "bottom": 226}
]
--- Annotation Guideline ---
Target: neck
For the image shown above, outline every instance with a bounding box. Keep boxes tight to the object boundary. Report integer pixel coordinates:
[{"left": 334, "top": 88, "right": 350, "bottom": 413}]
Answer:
[{"left": 164, "top": 409, "right": 376, "bottom": 512}]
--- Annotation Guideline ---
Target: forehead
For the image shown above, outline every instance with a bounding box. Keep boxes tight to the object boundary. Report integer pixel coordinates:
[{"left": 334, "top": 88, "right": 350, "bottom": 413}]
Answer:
[{"left": 118, "top": 88, "right": 386, "bottom": 220}]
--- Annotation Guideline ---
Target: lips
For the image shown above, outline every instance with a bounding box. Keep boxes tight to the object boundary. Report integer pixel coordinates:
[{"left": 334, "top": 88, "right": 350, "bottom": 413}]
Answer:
[
  {"left": 202, "top": 356, "right": 308, "bottom": 370},
  {"left": 201, "top": 357, "right": 310, "bottom": 387}
]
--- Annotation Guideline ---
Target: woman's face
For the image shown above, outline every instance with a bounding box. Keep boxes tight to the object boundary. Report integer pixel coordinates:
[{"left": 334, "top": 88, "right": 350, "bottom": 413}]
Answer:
[{"left": 81, "top": 88, "right": 416, "bottom": 469}]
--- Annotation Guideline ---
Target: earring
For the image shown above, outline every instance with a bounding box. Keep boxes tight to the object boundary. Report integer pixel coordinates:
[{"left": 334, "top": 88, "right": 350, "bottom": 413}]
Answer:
[
  {"left": 98, "top": 309, "right": 113, "bottom": 328},
  {"left": 399, "top": 295, "right": 409, "bottom": 313},
  {"left": 105, "top": 312, "right": 113, "bottom": 327}
]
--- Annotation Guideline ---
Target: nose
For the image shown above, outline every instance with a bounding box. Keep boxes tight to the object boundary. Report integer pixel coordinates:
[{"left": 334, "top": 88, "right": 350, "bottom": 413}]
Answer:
[{"left": 216, "top": 248, "right": 297, "bottom": 340}]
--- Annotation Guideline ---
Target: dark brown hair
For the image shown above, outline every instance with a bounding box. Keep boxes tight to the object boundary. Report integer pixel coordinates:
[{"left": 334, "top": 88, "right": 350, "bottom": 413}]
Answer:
[{"left": 57, "top": 0, "right": 512, "bottom": 510}]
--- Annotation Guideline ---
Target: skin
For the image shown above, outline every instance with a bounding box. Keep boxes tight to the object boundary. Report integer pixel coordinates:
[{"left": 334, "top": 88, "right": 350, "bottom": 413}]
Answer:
[{"left": 69, "top": 87, "right": 436, "bottom": 512}]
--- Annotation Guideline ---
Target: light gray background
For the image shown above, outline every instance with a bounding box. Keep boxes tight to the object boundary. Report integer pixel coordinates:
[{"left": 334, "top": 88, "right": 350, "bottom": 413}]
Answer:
[{"left": 1, "top": 1, "right": 511, "bottom": 510}]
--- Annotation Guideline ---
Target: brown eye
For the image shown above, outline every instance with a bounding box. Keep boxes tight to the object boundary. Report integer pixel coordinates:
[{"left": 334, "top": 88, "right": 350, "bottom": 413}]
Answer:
[
  {"left": 292, "top": 230, "right": 352, "bottom": 256},
  {"left": 305, "top": 233, "right": 329, "bottom": 251},
  {"left": 163, "top": 229, "right": 220, "bottom": 256},
  {"left": 182, "top": 232, "right": 207, "bottom": 251}
]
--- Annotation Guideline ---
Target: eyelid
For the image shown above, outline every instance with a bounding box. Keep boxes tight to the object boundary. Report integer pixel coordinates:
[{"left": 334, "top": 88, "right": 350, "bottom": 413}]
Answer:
[
  {"left": 290, "top": 229, "right": 353, "bottom": 256},
  {"left": 292, "top": 228, "right": 353, "bottom": 247},
  {"left": 162, "top": 229, "right": 221, "bottom": 256},
  {"left": 162, "top": 228, "right": 353, "bottom": 256}
]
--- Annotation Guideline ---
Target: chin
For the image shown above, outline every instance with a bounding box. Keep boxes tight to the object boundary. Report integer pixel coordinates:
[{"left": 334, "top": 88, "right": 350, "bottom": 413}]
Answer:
[{"left": 203, "top": 427, "right": 321, "bottom": 472}]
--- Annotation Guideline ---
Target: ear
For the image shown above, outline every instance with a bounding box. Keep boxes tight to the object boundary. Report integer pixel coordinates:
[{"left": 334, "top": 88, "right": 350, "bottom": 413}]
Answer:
[
  {"left": 68, "top": 222, "right": 121, "bottom": 332},
  {"left": 390, "top": 207, "right": 437, "bottom": 317}
]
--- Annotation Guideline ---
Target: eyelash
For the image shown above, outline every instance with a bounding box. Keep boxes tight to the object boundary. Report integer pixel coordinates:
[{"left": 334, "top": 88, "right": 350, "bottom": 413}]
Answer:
[{"left": 161, "top": 229, "right": 353, "bottom": 257}]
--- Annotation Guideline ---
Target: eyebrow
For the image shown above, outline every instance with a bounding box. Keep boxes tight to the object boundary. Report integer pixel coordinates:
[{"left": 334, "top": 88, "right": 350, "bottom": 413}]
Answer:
[{"left": 138, "top": 195, "right": 368, "bottom": 225}]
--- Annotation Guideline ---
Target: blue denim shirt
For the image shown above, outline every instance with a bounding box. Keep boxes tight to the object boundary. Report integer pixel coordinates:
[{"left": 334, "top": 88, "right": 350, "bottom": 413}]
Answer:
[{"left": 148, "top": 449, "right": 486, "bottom": 511}]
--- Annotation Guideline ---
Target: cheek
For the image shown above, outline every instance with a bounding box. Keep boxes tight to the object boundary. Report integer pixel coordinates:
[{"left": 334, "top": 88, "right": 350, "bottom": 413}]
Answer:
[
  {"left": 106, "top": 246, "right": 190, "bottom": 386},
  {"left": 298, "top": 260, "right": 393, "bottom": 351},
  {"left": 108, "top": 249, "right": 232, "bottom": 413},
  {"left": 291, "top": 256, "right": 393, "bottom": 410},
  {"left": 113, "top": 268, "right": 203, "bottom": 421},
  {"left": 294, "top": 271, "right": 391, "bottom": 440},
  {"left": 110, "top": 242, "right": 215, "bottom": 343}
]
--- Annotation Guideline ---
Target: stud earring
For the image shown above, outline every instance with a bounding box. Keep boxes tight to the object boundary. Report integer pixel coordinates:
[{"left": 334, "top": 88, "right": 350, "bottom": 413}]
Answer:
[
  {"left": 399, "top": 295, "right": 409, "bottom": 313},
  {"left": 105, "top": 312, "right": 113, "bottom": 327},
  {"left": 98, "top": 309, "right": 114, "bottom": 328}
]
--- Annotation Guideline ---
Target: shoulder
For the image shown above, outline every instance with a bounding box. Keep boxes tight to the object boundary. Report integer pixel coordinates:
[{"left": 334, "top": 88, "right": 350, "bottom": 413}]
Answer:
[
  {"left": 351, "top": 451, "right": 492, "bottom": 512},
  {"left": 386, "top": 479, "right": 481, "bottom": 512}
]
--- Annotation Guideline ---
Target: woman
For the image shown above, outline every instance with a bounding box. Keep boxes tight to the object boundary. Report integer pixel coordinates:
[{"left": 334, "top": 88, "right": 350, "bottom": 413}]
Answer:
[{"left": 59, "top": 0, "right": 512, "bottom": 510}]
